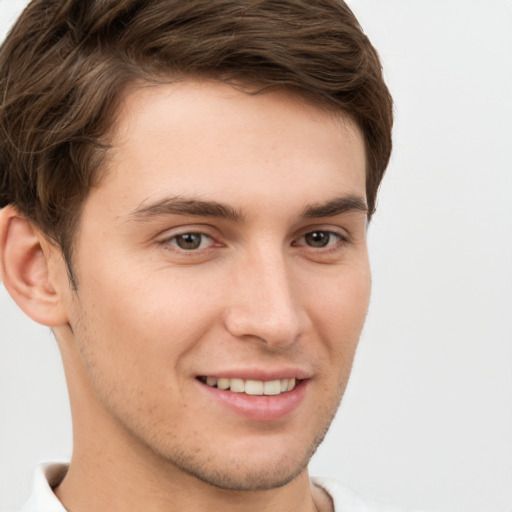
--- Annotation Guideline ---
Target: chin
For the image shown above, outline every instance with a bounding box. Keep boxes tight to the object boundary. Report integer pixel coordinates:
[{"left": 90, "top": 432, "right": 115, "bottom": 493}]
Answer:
[
  {"left": 183, "top": 456, "right": 310, "bottom": 491},
  {"left": 165, "top": 425, "right": 331, "bottom": 492}
]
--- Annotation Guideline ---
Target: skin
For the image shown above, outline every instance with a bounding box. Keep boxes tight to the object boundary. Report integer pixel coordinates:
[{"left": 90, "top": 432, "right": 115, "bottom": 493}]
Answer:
[{"left": 1, "top": 80, "right": 370, "bottom": 512}]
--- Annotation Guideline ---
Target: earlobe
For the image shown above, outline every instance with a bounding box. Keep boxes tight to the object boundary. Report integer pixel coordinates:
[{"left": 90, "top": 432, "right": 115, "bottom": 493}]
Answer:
[{"left": 0, "top": 205, "right": 68, "bottom": 327}]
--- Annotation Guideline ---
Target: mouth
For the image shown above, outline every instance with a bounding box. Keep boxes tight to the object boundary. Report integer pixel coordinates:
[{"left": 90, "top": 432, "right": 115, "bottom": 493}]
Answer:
[
  {"left": 196, "top": 374, "right": 308, "bottom": 420},
  {"left": 198, "top": 376, "right": 297, "bottom": 396}
]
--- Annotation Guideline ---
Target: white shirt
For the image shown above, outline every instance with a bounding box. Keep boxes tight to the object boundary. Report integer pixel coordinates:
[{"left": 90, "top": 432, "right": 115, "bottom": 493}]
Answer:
[{"left": 20, "top": 463, "right": 418, "bottom": 512}]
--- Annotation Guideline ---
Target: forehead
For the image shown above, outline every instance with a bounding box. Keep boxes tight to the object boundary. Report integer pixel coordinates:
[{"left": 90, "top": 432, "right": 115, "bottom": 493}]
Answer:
[{"left": 91, "top": 79, "right": 366, "bottom": 219}]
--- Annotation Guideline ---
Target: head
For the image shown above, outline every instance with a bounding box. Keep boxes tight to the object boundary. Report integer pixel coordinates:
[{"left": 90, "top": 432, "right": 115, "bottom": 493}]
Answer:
[
  {"left": 0, "top": 0, "right": 391, "bottom": 285},
  {"left": 0, "top": 0, "right": 392, "bottom": 500}
]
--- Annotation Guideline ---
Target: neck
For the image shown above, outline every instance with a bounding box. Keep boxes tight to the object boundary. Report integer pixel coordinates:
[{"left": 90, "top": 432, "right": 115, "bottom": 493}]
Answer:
[{"left": 55, "top": 446, "right": 322, "bottom": 512}]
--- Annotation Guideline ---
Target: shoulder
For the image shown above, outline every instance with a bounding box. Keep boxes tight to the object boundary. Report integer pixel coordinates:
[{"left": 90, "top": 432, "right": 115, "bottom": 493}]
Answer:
[{"left": 312, "top": 477, "right": 424, "bottom": 512}]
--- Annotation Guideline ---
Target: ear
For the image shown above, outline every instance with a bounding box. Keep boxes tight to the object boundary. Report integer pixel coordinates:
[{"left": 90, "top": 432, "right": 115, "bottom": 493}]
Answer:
[{"left": 0, "top": 205, "right": 68, "bottom": 326}]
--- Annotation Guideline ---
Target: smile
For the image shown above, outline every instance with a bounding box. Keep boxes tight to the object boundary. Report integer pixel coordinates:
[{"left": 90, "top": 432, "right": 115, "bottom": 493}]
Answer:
[{"left": 198, "top": 376, "right": 297, "bottom": 396}]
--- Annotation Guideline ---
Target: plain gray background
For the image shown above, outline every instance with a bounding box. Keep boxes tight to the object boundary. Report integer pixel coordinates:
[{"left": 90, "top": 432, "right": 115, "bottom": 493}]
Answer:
[{"left": 1, "top": 0, "right": 511, "bottom": 510}]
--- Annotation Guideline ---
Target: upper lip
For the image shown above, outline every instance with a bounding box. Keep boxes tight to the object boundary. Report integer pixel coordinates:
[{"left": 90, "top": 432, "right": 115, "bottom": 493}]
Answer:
[{"left": 196, "top": 367, "right": 312, "bottom": 381}]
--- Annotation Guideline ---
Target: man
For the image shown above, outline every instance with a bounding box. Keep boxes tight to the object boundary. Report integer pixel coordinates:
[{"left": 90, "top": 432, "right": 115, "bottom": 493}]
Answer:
[{"left": 0, "top": 1, "right": 403, "bottom": 511}]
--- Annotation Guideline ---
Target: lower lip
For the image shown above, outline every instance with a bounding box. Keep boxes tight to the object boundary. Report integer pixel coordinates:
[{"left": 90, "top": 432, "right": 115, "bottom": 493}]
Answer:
[{"left": 197, "top": 379, "right": 308, "bottom": 421}]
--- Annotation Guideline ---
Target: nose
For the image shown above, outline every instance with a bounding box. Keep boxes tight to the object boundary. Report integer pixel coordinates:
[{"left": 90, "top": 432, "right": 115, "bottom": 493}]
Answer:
[{"left": 223, "top": 248, "right": 306, "bottom": 349}]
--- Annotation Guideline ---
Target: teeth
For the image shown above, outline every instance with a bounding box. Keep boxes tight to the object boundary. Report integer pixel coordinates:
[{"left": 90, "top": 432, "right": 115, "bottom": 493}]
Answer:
[
  {"left": 201, "top": 376, "right": 297, "bottom": 395},
  {"left": 217, "top": 378, "right": 230, "bottom": 390},
  {"left": 245, "top": 380, "right": 263, "bottom": 395},
  {"left": 263, "top": 380, "right": 281, "bottom": 395},
  {"left": 230, "top": 378, "right": 245, "bottom": 393}
]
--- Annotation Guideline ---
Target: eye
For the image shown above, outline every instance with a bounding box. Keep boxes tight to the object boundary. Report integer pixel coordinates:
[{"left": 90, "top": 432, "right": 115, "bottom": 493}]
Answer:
[
  {"left": 166, "top": 232, "right": 213, "bottom": 251},
  {"left": 296, "top": 230, "right": 343, "bottom": 248}
]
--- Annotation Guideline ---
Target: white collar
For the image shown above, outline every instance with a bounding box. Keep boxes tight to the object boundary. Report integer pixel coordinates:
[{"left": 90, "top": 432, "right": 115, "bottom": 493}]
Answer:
[
  {"left": 21, "top": 463, "right": 68, "bottom": 512},
  {"left": 311, "top": 476, "right": 415, "bottom": 512}
]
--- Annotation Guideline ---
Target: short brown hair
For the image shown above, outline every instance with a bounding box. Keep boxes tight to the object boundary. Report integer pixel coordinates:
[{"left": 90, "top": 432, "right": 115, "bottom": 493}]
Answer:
[{"left": 0, "top": 0, "right": 392, "bottom": 279}]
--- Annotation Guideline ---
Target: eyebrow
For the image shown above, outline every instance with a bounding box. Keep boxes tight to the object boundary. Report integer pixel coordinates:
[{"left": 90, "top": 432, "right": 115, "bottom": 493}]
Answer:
[
  {"left": 301, "top": 195, "right": 368, "bottom": 218},
  {"left": 128, "top": 196, "right": 244, "bottom": 222},
  {"left": 128, "top": 194, "right": 368, "bottom": 223}
]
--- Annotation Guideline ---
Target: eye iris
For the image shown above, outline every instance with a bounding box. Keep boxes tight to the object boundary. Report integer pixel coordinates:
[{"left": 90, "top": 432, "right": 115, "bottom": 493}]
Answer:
[
  {"left": 176, "top": 233, "right": 202, "bottom": 250},
  {"left": 305, "top": 231, "right": 330, "bottom": 248}
]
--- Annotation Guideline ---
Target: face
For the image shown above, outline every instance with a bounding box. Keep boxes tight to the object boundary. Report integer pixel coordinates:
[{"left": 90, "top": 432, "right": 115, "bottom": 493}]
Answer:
[{"left": 56, "top": 80, "right": 370, "bottom": 491}]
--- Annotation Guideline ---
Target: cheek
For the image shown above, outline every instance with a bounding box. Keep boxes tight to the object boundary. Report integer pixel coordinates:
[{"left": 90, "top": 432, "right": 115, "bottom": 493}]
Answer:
[
  {"left": 311, "top": 263, "right": 371, "bottom": 331},
  {"left": 306, "top": 263, "right": 371, "bottom": 372},
  {"left": 73, "top": 263, "right": 224, "bottom": 368}
]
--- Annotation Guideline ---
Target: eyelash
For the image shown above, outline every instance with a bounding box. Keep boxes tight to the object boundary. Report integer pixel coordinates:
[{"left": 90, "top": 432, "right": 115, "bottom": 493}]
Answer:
[
  {"left": 160, "top": 232, "right": 216, "bottom": 252},
  {"left": 293, "top": 230, "right": 346, "bottom": 251},
  {"left": 159, "top": 229, "right": 348, "bottom": 254}
]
